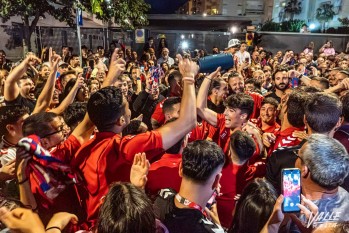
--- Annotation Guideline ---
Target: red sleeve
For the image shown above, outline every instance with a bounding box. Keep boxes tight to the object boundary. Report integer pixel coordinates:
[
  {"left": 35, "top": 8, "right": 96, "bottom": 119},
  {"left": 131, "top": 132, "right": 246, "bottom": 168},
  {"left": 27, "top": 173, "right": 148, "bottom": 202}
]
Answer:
[
  {"left": 120, "top": 131, "right": 164, "bottom": 162},
  {"left": 51, "top": 135, "right": 81, "bottom": 163},
  {"left": 151, "top": 99, "right": 166, "bottom": 126}
]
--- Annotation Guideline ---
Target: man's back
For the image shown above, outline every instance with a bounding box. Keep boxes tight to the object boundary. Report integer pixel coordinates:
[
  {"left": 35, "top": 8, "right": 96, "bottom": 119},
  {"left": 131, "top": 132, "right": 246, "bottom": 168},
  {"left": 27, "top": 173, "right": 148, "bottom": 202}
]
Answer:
[{"left": 154, "top": 189, "right": 224, "bottom": 233}]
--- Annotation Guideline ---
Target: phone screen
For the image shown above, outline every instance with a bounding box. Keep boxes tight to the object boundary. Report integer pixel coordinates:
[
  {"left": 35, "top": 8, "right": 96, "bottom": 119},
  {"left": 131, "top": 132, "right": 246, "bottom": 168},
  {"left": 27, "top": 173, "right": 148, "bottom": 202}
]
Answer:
[
  {"left": 140, "top": 66, "right": 145, "bottom": 72},
  {"left": 282, "top": 168, "right": 301, "bottom": 213}
]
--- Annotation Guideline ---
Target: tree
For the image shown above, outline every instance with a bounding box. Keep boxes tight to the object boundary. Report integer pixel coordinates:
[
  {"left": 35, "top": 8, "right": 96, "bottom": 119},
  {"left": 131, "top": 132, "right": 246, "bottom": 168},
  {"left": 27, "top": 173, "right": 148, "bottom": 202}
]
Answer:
[
  {"left": 0, "top": 0, "right": 150, "bottom": 51},
  {"left": 316, "top": 3, "right": 336, "bottom": 32},
  {"left": 284, "top": 0, "right": 302, "bottom": 20}
]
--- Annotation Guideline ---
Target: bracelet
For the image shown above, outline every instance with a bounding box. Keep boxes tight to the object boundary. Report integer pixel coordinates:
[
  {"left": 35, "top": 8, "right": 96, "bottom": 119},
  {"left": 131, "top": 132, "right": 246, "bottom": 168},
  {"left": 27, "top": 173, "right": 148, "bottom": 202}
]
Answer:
[
  {"left": 18, "top": 178, "right": 28, "bottom": 184},
  {"left": 46, "top": 226, "right": 61, "bottom": 232}
]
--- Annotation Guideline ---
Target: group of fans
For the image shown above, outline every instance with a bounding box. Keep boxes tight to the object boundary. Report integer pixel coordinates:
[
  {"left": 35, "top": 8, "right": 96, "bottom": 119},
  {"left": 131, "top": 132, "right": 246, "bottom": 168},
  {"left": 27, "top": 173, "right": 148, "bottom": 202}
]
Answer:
[{"left": 0, "top": 35, "right": 348, "bottom": 233}]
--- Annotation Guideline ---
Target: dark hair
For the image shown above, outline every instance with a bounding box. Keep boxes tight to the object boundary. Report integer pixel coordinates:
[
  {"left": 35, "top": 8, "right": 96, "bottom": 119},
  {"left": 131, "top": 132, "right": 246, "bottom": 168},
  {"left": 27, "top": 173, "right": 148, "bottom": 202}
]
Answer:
[
  {"left": 122, "top": 120, "right": 142, "bottom": 137},
  {"left": 245, "top": 78, "right": 261, "bottom": 91},
  {"left": 62, "top": 78, "right": 77, "bottom": 100},
  {"left": 224, "top": 93, "right": 254, "bottom": 119},
  {"left": 0, "top": 106, "right": 29, "bottom": 137},
  {"left": 209, "top": 77, "right": 225, "bottom": 94},
  {"left": 97, "top": 46, "right": 104, "bottom": 50},
  {"left": 22, "top": 112, "right": 58, "bottom": 137},
  {"left": 68, "top": 54, "right": 79, "bottom": 63},
  {"left": 261, "top": 97, "right": 278, "bottom": 109},
  {"left": 182, "top": 140, "right": 225, "bottom": 184},
  {"left": 168, "top": 71, "right": 182, "bottom": 86},
  {"left": 60, "top": 70, "right": 76, "bottom": 84},
  {"left": 286, "top": 90, "right": 308, "bottom": 128},
  {"left": 271, "top": 66, "right": 289, "bottom": 81},
  {"left": 98, "top": 182, "right": 156, "bottom": 233},
  {"left": 63, "top": 102, "right": 87, "bottom": 130},
  {"left": 230, "top": 130, "right": 256, "bottom": 163},
  {"left": 229, "top": 178, "right": 277, "bottom": 233},
  {"left": 162, "top": 97, "right": 181, "bottom": 115},
  {"left": 341, "top": 92, "right": 349, "bottom": 122},
  {"left": 305, "top": 93, "right": 342, "bottom": 133},
  {"left": 87, "top": 87, "right": 125, "bottom": 131}
]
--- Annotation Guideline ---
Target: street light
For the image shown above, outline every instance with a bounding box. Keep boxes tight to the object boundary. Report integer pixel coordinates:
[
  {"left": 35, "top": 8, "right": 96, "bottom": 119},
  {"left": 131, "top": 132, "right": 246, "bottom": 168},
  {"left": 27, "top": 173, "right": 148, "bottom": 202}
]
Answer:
[{"left": 230, "top": 26, "right": 237, "bottom": 34}]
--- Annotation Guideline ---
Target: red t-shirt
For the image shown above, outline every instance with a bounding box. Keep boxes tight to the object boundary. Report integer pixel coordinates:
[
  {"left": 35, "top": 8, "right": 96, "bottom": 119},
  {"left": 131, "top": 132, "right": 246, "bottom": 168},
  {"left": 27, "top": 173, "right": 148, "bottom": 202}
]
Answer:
[
  {"left": 188, "top": 121, "right": 210, "bottom": 143},
  {"left": 270, "top": 126, "right": 304, "bottom": 153},
  {"left": 151, "top": 98, "right": 167, "bottom": 127},
  {"left": 146, "top": 153, "right": 182, "bottom": 199},
  {"left": 72, "top": 130, "right": 163, "bottom": 226},
  {"left": 250, "top": 118, "right": 281, "bottom": 134},
  {"left": 248, "top": 92, "right": 264, "bottom": 120},
  {"left": 30, "top": 135, "right": 82, "bottom": 224},
  {"left": 217, "top": 161, "right": 266, "bottom": 228}
]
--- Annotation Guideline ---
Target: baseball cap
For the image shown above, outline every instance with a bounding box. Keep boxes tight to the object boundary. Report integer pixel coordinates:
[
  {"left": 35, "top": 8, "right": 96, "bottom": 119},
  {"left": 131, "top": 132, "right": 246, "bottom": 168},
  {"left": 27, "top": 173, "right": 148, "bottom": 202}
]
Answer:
[
  {"left": 226, "top": 39, "right": 241, "bottom": 49},
  {"left": 58, "top": 61, "right": 69, "bottom": 67}
]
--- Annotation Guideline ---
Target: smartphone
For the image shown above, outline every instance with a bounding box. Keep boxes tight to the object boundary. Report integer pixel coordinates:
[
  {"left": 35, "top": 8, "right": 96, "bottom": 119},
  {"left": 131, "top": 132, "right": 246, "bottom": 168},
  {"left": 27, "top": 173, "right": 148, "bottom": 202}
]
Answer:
[
  {"left": 281, "top": 168, "right": 301, "bottom": 213},
  {"left": 140, "top": 65, "right": 145, "bottom": 72},
  {"left": 245, "top": 57, "right": 250, "bottom": 63}
]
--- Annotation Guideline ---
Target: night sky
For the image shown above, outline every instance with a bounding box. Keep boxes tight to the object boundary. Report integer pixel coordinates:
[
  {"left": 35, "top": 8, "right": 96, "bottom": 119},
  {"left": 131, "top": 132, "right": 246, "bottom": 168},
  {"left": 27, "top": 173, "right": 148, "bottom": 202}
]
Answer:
[{"left": 145, "top": 0, "right": 188, "bottom": 14}]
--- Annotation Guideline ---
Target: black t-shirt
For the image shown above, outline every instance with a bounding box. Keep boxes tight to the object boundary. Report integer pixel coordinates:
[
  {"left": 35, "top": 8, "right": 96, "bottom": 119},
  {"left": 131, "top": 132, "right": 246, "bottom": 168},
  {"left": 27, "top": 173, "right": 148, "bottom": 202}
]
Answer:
[
  {"left": 154, "top": 189, "right": 225, "bottom": 233},
  {"left": 266, "top": 140, "right": 306, "bottom": 194},
  {"left": 5, "top": 95, "right": 36, "bottom": 113},
  {"left": 265, "top": 91, "right": 281, "bottom": 103},
  {"left": 207, "top": 99, "right": 225, "bottom": 114}
]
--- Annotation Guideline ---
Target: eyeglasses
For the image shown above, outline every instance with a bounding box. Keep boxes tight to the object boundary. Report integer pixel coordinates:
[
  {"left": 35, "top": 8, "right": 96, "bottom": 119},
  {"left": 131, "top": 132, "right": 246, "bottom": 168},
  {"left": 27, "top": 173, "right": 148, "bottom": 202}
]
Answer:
[{"left": 42, "top": 125, "right": 64, "bottom": 138}]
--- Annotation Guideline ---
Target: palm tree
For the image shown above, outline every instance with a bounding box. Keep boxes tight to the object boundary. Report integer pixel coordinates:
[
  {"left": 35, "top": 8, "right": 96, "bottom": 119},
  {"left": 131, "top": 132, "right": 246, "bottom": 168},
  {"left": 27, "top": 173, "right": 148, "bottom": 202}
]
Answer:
[
  {"left": 316, "top": 3, "right": 336, "bottom": 32},
  {"left": 284, "top": 0, "right": 302, "bottom": 20}
]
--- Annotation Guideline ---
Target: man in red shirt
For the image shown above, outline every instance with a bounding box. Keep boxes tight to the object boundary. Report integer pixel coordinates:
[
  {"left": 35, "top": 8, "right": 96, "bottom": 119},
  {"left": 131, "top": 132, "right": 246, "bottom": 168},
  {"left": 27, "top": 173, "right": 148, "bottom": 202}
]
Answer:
[
  {"left": 197, "top": 68, "right": 255, "bottom": 155},
  {"left": 72, "top": 50, "right": 199, "bottom": 227},
  {"left": 151, "top": 96, "right": 181, "bottom": 129},
  {"left": 146, "top": 118, "right": 187, "bottom": 199},
  {"left": 227, "top": 72, "right": 263, "bottom": 119},
  {"left": 263, "top": 89, "right": 308, "bottom": 156},
  {"left": 19, "top": 110, "right": 94, "bottom": 224},
  {"left": 207, "top": 77, "right": 228, "bottom": 114},
  {"left": 250, "top": 97, "right": 280, "bottom": 134},
  {"left": 216, "top": 130, "right": 265, "bottom": 228}
]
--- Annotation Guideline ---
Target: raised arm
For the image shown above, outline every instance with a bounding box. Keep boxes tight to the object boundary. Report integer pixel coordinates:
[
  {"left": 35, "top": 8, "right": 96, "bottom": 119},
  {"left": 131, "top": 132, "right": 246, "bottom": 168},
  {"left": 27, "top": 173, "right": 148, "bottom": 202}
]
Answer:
[
  {"left": 49, "top": 75, "right": 84, "bottom": 115},
  {"left": 4, "top": 55, "right": 40, "bottom": 101},
  {"left": 102, "top": 49, "right": 126, "bottom": 88},
  {"left": 196, "top": 67, "right": 221, "bottom": 127},
  {"left": 33, "top": 52, "right": 61, "bottom": 114},
  {"left": 71, "top": 113, "right": 95, "bottom": 145},
  {"left": 156, "top": 55, "right": 198, "bottom": 150}
]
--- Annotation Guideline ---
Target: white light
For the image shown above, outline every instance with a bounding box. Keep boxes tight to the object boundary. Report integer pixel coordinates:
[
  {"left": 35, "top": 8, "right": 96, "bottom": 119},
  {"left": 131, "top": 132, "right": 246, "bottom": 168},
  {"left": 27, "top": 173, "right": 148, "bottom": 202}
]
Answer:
[
  {"left": 203, "top": 13, "right": 207, "bottom": 17},
  {"left": 181, "top": 41, "right": 189, "bottom": 50},
  {"left": 230, "top": 26, "right": 237, "bottom": 34},
  {"left": 181, "top": 34, "right": 185, "bottom": 39},
  {"left": 191, "top": 34, "right": 194, "bottom": 38},
  {"left": 309, "top": 23, "right": 316, "bottom": 30}
]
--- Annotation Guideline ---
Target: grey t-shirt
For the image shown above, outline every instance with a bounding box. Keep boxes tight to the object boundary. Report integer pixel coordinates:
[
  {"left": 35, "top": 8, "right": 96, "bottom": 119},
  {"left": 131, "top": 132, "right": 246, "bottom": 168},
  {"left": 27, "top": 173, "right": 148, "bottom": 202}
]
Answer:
[{"left": 307, "top": 187, "right": 349, "bottom": 228}]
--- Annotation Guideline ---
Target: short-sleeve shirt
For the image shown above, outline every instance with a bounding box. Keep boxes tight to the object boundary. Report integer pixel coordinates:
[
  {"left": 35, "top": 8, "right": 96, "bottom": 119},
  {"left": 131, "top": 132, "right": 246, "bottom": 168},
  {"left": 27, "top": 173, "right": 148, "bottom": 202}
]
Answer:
[
  {"left": 154, "top": 189, "right": 225, "bottom": 233},
  {"left": 217, "top": 161, "right": 266, "bottom": 228},
  {"left": 72, "top": 130, "right": 163, "bottom": 225},
  {"left": 146, "top": 153, "right": 182, "bottom": 199}
]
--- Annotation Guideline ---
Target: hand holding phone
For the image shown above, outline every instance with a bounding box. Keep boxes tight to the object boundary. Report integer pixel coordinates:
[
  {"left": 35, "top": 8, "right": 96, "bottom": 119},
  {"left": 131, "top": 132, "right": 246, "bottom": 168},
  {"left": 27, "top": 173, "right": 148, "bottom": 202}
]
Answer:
[{"left": 281, "top": 168, "right": 301, "bottom": 213}]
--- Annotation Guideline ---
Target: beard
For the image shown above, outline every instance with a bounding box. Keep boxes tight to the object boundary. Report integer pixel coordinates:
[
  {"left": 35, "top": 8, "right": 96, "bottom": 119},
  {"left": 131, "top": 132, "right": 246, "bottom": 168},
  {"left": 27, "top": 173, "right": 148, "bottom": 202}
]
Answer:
[{"left": 275, "top": 82, "right": 288, "bottom": 91}]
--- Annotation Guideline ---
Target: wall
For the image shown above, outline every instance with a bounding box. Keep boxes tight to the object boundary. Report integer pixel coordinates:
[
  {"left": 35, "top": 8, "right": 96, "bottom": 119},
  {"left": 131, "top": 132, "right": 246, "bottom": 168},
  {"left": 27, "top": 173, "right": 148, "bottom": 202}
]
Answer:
[{"left": 258, "top": 31, "right": 349, "bottom": 54}]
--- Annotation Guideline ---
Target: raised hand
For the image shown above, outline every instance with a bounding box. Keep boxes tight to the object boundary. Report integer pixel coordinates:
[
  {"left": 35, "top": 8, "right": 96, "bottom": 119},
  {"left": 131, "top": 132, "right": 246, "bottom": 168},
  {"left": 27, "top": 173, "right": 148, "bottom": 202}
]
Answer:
[
  {"left": 177, "top": 54, "right": 199, "bottom": 83},
  {"left": 105, "top": 48, "right": 126, "bottom": 86},
  {"left": 130, "top": 153, "right": 150, "bottom": 189}
]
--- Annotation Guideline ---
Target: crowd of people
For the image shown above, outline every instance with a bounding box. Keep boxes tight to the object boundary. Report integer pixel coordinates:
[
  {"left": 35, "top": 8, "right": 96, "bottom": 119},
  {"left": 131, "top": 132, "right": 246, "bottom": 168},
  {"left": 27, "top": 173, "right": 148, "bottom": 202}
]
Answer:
[{"left": 0, "top": 35, "right": 348, "bottom": 233}]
